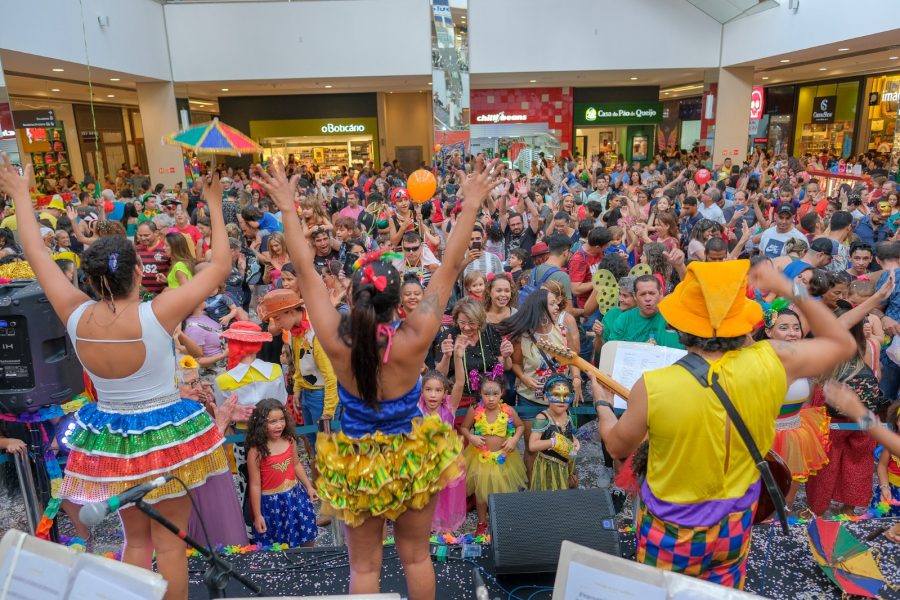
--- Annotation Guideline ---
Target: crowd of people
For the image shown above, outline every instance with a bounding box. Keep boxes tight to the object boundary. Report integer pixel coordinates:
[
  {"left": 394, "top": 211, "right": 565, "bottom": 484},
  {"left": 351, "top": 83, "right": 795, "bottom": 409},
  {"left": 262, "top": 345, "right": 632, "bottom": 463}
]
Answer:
[{"left": 0, "top": 142, "right": 899, "bottom": 598}]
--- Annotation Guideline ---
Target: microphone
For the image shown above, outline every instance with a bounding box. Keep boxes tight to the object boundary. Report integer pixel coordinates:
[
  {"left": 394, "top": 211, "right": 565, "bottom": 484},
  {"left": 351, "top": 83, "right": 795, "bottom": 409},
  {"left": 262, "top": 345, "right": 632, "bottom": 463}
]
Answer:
[
  {"left": 473, "top": 567, "right": 489, "bottom": 600},
  {"left": 79, "top": 475, "right": 174, "bottom": 527}
]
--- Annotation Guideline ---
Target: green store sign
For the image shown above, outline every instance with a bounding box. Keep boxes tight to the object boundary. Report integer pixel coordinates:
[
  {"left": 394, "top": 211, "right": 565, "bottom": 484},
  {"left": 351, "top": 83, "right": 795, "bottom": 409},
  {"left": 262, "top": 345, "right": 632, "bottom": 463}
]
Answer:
[{"left": 574, "top": 102, "right": 663, "bottom": 125}]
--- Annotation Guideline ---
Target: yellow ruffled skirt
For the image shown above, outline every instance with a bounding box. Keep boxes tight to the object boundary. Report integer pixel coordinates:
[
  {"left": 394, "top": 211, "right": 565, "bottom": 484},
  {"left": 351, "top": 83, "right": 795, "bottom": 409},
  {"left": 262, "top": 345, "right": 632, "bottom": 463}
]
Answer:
[
  {"left": 463, "top": 444, "right": 527, "bottom": 503},
  {"left": 771, "top": 406, "right": 830, "bottom": 482},
  {"left": 315, "top": 415, "right": 463, "bottom": 528}
]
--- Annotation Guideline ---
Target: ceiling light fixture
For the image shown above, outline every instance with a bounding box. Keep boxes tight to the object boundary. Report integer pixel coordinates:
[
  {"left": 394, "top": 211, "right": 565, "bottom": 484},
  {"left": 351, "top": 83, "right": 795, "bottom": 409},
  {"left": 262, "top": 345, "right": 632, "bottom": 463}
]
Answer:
[
  {"left": 891, "top": 56, "right": 899, "bottom": 60},
  {"left": 762, "top": 76, "right": 769, "bottom": 80},
  {"left": 427, "top": 82, "right": 432, "bottom": 85},
  {"left": 529, "top": 79, "right": 537, "bottom": 83},
  {"left": 220, "top": 88, "right": 229, "bottom": 92},
  {"left": 838, "top": 47, "right": 849, "bottom": 51},
  {"left": 779, "top": 59, "right": 790, "bottom": 63},
  {"left": 52, "top": 68, "right": 64, "bottom": 72},
  {"left": 324, "top": 85, "right": 333, "bottom": 88},
  {"left": 109, "top": 78, "right": 120, "bottom": 82},
  {"left": 50, "top": 88, "right": 60, "bottom": 92},
  {"left": 107, "top": 94, "right": 115, "bottom": 98},
  {"left": 630, "top": 77, "right": 638, "bottom": 80},
  {"left": 819, "top": 67, "right": 827, "bottom": 71}
]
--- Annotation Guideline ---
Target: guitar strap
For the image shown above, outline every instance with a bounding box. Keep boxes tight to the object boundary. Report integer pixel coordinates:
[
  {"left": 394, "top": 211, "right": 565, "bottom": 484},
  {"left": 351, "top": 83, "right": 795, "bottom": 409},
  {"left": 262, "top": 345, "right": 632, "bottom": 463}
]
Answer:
[{"left": 676, "top": 353, "right": 790, "bottom": 534}]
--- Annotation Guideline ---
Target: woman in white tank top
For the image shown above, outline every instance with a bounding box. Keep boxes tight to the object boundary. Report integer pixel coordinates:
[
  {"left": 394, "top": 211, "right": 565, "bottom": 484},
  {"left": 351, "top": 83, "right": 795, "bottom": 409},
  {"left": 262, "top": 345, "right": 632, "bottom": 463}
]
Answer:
[{"left": 0, "top": 156, "right": 232, "bottom": 600}]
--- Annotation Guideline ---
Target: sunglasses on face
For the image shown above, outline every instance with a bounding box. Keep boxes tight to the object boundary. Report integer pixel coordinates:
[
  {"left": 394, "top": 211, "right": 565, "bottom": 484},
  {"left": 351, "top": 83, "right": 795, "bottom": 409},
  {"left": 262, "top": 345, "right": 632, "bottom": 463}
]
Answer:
[{"left": 403, "top": 245, "right": 421, "bottom": 252}]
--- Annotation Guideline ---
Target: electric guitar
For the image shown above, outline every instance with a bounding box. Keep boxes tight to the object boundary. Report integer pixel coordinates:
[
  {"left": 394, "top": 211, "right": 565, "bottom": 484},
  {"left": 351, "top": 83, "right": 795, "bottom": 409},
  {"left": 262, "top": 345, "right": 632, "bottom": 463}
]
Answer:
[{"left": 534, "top": 339, "right": 631, "bottom": 401}]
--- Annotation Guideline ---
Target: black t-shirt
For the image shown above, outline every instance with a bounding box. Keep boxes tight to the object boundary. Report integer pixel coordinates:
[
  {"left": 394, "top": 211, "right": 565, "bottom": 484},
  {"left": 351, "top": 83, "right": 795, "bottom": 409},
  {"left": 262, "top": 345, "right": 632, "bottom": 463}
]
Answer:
[
  {"left": 434, "top": 324, "right": 503, "bottom": 396},
  {"left": 504, "top": 225, "right": 538, "bottom": 269},
  {"left": 313, "top": 250, "right": 340, "bottom": 273}
]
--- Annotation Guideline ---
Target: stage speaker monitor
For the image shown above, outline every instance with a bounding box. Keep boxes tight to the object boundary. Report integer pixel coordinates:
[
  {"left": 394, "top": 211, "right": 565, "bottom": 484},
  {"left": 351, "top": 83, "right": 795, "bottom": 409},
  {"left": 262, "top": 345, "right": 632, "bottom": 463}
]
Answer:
[
  {"left": 0, "top": 281, "right": 83, "bottom": 413},
  {"left": 489, "top": 488, "right": 620, "bottom": 575}
]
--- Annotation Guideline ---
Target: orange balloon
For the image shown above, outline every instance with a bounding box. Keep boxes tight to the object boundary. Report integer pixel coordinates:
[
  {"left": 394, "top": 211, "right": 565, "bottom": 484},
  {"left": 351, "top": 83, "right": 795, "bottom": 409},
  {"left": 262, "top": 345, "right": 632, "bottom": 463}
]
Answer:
[
  {"left": 434, "top": 144, "right": 442, "bottom": 153},
  {"left": 407, "top": 169, "right": 437, "bottom": 203}
]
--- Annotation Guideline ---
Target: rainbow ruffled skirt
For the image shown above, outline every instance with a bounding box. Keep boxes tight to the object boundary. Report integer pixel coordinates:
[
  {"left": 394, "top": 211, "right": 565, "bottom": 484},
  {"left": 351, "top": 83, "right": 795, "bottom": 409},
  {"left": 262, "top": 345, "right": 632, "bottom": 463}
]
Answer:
[{"left": 59, "top": 394, "right": 228, "bottom": 504}]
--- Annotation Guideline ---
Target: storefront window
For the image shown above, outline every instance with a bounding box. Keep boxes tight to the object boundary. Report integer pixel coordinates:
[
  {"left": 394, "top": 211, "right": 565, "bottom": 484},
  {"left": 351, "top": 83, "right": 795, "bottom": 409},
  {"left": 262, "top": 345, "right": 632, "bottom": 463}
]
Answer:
[
  {"left": 860, "top": 73, "right": 899, "bottom": 155},
  {"left": 793, "top": 81, "right": 858, "bottom": 158},
  {"left": 251, "top": 118, "right": 379, "bottom": 175}
]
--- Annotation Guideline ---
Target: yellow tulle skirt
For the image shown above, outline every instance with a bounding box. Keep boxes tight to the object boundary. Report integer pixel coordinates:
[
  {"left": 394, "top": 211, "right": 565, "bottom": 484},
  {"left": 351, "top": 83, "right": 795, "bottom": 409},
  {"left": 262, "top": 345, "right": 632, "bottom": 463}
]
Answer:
[
  {"left": 463, "top": 444, "right": 527, "bottom": 503},
  {"left": 771, "top": 407, "right": 830, "bottom": 482},
  {"left": 315, "top": 415, "right": 463, "bottom": 528},
  {"left": 530, "top": 452, "right": 575, "bottom": 492}
]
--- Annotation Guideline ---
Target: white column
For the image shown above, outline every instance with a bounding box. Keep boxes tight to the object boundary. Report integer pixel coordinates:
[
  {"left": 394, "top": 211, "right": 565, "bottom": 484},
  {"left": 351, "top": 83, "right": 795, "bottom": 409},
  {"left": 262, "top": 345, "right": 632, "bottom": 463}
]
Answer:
[
  {"left": 136, "top": 81, "right": 184, "bottom": 190},
  {"left": 711, "top": 66, "right": 754, "bottom": 165}
]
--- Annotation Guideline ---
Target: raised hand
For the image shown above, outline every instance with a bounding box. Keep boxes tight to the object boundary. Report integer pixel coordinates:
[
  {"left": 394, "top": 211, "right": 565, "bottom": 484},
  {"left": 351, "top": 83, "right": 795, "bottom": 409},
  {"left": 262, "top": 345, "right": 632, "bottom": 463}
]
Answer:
[
  {"left": 749, "top": 259, "right": 791, "bottom": 298},
  {"left": 0, "top": 154, "right": 33, "bottom": 210},
  {"left": 253, "top": 159, "right": 300, "bottom": 213},
  {"left": 458, "top": 157, "right": 505, "bottom": 212},
  {"left": 200, "top": 170, "right": 223, "bottom": 208}
]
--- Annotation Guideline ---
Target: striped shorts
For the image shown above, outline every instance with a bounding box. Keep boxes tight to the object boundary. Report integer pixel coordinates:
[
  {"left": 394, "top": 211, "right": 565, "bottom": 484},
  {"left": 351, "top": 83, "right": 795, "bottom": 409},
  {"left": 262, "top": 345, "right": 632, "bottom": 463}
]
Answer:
[{"left": 636, "top": 500, "right": 756, "bottom": 589}]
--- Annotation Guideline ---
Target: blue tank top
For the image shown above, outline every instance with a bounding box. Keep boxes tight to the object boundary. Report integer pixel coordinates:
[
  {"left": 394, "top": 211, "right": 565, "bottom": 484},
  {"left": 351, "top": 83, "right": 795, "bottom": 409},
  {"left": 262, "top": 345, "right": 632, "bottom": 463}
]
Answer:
[{"left": 338, "top": 379, "right": 423, "bottom": 437}]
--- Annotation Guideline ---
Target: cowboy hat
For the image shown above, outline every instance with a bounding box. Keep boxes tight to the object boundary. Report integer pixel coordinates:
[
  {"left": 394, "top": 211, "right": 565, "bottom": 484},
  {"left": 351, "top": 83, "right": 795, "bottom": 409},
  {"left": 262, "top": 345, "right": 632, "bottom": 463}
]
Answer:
[
  {"left": 220, "top": 321, "right": 273, "bottom": 343},
  {"left": 258, "top": 289, "right": 301, "bottom": 322}
]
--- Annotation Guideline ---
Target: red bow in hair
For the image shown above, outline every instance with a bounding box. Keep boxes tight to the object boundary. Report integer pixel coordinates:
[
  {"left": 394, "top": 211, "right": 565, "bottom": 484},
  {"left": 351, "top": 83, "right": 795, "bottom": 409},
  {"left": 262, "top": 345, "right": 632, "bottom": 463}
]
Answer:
[{"left": 362, "top": 265, "right": 387, "bottom": 291}]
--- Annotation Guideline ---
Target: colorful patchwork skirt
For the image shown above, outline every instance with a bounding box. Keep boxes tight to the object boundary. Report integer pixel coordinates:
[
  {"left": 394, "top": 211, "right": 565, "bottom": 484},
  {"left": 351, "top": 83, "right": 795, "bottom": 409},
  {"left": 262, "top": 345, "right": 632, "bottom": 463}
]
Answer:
[
  {"left": 316, "top": 415, "right": 463, "bottom": 528},
  {"left": 253, "top": 483, "right": 317, "bottom": 548},
  {"left": 636, "top": 500, "right": 755, "bottom": 590},
  {"left": 59, "top": 393, "right": 229, "bottom": 504}
]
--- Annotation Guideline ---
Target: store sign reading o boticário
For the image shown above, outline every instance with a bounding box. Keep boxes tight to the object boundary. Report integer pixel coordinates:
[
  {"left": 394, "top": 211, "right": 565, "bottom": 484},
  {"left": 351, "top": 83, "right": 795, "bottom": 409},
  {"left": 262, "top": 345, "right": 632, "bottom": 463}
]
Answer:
[{"left": 320, "top": 122, "right": 366, "bottom": 134}]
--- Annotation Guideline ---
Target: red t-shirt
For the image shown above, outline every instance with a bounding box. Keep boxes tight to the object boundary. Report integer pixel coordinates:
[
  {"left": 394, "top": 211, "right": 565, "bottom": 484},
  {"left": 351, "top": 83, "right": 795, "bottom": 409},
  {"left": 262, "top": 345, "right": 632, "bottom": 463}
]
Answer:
[
  {"left": 136, "top": 241, "right": 171, "bottom": 294},
  {"left": 170, "top": 224, "right": 203, "bottom": 250},
  {"left": 568, "top": 247, "right": 602, "bottom": 308}
]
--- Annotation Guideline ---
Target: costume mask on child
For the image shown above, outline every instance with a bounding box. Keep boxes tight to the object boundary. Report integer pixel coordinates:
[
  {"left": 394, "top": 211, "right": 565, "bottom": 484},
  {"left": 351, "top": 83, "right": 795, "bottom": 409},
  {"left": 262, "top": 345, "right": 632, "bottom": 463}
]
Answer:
[{"left": 543, "top": 375, "right": 574, "bottom": 404}]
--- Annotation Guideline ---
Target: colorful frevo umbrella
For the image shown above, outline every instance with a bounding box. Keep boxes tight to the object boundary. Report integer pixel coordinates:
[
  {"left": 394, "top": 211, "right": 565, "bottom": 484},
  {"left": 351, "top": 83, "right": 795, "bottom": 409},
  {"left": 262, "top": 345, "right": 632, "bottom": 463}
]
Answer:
[
  {"left": 165, "top": 118, "right": 260, "bottom": 156},
  {"left": 806, "top": 518, "right": 886, "bottom": 598}
]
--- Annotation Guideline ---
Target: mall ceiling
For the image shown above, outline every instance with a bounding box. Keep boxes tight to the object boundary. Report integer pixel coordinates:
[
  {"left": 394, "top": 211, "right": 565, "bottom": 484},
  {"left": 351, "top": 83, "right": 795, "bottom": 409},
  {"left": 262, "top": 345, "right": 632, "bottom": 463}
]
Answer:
[{"left": 2, "top": 26, "right": 899, "bottom": 110}]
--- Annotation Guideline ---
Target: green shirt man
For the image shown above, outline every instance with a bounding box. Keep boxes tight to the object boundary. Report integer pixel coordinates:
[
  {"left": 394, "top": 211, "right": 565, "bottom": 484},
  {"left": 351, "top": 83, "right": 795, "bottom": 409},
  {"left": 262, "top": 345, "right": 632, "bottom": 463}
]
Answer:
[{"left": 602, "top": 275, "right": 683, "bottom": 349}]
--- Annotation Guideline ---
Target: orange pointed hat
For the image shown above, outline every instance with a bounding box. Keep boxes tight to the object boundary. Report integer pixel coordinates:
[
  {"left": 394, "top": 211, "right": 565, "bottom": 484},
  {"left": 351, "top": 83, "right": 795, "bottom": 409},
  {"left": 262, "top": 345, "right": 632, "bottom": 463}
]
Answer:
[{"left": 658, "top": 259, "right": 762, "bottom": 338}]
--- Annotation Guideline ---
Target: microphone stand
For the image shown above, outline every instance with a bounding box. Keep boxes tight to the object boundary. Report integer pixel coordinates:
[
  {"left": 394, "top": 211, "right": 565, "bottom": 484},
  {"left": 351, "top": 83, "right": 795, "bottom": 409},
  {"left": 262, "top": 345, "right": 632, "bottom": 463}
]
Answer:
[{"left": 134, "top": 499, "right": 263, "bottom": 598}]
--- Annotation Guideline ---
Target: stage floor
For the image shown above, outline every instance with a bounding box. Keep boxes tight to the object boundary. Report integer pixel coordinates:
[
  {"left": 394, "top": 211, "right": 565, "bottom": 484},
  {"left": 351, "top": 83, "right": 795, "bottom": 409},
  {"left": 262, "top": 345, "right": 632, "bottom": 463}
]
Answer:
[{"left": 188, "top": 518, "right": 900, "bottom": 599}]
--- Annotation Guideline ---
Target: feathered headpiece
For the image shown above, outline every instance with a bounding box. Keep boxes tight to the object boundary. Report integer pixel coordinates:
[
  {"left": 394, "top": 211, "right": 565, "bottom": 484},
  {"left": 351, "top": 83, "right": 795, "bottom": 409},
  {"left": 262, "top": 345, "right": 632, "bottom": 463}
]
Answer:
[
  {"left": 352, "top": 248, "right": 403, "bottom": 272},
  {"left": 761, "top": 297, "right": 791, "bottom": 329}
]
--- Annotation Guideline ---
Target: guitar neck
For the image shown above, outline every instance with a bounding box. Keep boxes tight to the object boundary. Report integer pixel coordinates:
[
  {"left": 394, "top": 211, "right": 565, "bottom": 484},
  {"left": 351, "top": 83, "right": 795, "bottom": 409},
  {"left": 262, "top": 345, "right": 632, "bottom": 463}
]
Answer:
[{"left": 569, "top": 355, "right": 631, "bottom": 401}]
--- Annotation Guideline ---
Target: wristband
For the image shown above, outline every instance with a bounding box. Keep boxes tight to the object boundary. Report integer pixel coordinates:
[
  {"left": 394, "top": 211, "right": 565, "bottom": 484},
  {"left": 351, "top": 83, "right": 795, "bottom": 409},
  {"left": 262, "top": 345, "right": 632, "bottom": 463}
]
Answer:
[{"left": 593, "top": 400, "right": 613, "bottom": 411}]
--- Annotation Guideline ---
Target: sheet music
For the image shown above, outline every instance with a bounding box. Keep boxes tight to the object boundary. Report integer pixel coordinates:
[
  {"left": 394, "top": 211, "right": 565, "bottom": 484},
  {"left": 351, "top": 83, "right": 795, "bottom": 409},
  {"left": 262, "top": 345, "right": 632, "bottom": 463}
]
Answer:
[
  {"left": 609, "top": 343, "right": 686, "bottom": 409},
  {"left": 0, "top": 548, "right": 68, "bottom": 600}
]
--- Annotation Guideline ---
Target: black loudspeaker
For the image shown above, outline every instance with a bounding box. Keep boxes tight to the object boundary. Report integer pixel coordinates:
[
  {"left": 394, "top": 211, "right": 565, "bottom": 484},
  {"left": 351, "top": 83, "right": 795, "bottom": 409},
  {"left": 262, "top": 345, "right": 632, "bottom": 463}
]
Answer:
[
  {"left": 489, "top": 488, "right": 620, "bottom": 575},
  {"left": 0, "top": 281, "right": 84, "bottom": 413}
]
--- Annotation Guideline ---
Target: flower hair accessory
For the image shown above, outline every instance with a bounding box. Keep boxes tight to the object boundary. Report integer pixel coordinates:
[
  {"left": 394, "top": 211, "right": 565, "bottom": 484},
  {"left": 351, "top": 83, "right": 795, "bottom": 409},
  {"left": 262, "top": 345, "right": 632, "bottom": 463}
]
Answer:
[
  {"left": 762, "top": 297, "right": 790, "bottom": 329},
  {"left": 108, "top": 252, "right": 119, "bottom": 273},
  {"left": 468, "top": 368, "right": 480, "bottom": 391},
  {"left": 179, "top": 356, "right": 199, "bottom": 370},
  {"left": 361, "top": 265, "right": 387, "bottom": 291},
  {"left": 352, "top": 248, "right": 403, "bottom": 272}
]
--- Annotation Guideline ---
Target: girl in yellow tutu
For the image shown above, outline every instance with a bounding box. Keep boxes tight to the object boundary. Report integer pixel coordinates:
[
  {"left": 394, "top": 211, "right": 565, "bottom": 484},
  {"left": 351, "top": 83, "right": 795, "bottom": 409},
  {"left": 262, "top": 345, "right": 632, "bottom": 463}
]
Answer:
[
  {"left": 757, "top": 306, "right": 829, "bottom": 507},
  {"left": 529, "top": 375, "right": 580, "bottom": 491},
  {"left": 460, "top": 363, "right": 526, "bottom": 537}
]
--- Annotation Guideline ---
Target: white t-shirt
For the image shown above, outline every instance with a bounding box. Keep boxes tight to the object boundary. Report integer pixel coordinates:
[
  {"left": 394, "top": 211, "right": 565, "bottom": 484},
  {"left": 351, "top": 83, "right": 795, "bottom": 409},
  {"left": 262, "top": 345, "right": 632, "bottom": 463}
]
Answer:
[{"left": 758, "top": 226, "right": 807, "bottom": 259}]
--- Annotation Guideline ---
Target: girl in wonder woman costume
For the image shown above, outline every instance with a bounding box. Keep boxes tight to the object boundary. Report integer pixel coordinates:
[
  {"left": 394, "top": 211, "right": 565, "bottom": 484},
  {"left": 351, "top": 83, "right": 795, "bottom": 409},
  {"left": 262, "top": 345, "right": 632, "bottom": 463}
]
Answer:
[
  {"left": 256, "top": 156, "right": 504, "bottom": 600},
  {"left": 0, "top": 156, "right": 232, "bottom": 600}
]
